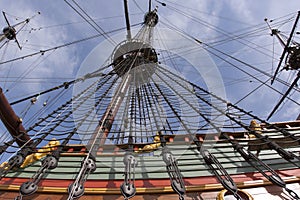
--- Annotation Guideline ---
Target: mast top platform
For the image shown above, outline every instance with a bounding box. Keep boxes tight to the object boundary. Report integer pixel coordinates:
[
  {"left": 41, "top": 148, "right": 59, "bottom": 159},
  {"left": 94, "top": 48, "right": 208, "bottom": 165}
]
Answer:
[{"left": 112, "top": 40, "right": 158, "bottom": 78}]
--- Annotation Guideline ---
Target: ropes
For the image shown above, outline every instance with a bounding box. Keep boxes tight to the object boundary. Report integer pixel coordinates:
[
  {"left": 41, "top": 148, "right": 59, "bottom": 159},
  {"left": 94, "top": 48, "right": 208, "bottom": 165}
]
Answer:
[
  {"left": 0, "top": 23, "right": 142, "bottom": 66},
  {"left": 0, "top": 2, "right": 299, "bottom": 200},
  {"left": 64, "top": 0, "right": 117, "bottom": 46},
  {"left": 157, "top": 19, "right": 300, "bottom": 118}
]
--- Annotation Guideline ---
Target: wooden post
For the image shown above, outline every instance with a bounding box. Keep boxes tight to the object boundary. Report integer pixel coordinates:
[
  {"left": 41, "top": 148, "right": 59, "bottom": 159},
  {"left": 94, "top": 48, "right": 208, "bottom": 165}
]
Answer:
[{"left": 0, "top": 87, "right": 31, "bottom": 147}]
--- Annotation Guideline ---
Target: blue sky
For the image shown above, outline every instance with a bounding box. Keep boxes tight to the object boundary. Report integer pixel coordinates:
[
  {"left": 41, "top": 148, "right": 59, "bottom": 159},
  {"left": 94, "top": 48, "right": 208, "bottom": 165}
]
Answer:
[{"left": 0, "top": 0, "right": 299, "bottom": 139}]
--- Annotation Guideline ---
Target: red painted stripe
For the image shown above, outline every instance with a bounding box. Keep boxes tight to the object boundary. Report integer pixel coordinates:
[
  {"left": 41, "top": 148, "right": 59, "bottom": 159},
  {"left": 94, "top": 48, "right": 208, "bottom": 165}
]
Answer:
[{"left": 1, "top": 168, "right": 299, "bottom": 189}]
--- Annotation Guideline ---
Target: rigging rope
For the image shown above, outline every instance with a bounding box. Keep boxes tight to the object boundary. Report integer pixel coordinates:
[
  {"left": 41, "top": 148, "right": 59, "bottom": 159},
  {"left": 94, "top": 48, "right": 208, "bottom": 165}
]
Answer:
[
  {"left": 64, "top": 0, "right": 117, "bottom": 46},
  {"left": 160, "top": 19, "right": 300, "bottom": 93},
  {"left": 0, "top": 23, "right": 142, "bottom": 66},
  {"left": 0, "top": 4, "right": 299, "bottom": 199}
]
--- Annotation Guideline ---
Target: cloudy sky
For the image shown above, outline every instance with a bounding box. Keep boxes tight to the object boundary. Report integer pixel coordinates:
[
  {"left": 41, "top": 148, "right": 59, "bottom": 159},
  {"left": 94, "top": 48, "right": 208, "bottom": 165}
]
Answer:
[{"left": 0, "top": 0, "right": 299, "bottom": 138}]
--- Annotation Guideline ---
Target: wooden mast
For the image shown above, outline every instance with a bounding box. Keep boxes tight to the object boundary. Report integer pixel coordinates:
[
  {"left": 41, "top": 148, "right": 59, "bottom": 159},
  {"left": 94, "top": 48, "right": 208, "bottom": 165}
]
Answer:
[{"left": 0, "top": 87, "right": 31, "bottom": 147}]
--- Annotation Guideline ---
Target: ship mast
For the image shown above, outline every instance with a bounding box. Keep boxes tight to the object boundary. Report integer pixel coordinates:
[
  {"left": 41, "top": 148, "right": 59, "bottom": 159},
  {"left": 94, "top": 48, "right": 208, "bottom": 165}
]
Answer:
[
  {"left": 67, "top": 2, "right": 159, "bottom": 199},
  {"left": 123, "top": 0, "right": 132, "bottom": 40},
  {"left": 0, "top": 12, "right": 39, "bottom": 146},
  {"left": 0, "top": 87, "right": 32, "bottom": 147},
  {"left": 0, "top": 3, "right": 299, "bottom": 200},
  {"left": 265, "top": 11, "right": 300, "bottom": 120},
  {"left": 0, "top": 11, "right": 31, "bottom": 49}
]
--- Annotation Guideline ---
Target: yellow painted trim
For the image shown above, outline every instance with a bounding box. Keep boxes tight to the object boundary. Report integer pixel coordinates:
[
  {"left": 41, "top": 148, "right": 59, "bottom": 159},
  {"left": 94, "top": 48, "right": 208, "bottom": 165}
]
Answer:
[{"left": 0, "top": 176, "right": 299, "bottom": 195}]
